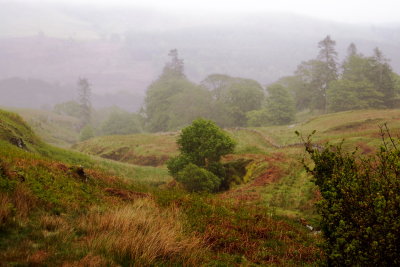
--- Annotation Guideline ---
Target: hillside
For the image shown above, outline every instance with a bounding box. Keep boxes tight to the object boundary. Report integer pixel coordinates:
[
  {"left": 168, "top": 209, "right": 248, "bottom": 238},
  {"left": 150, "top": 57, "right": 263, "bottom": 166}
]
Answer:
[
  {"left": 73, "top": 133, "right": 179, "bottom": 166},
  {"left": 0, "top": 108, "right": 322, "bottom": 265},
  {"left": 73, "top": 109, "right": 400, "bottom": 220},
  {"left": 75, "top": 109, "right": 400, "bottom": 157}
]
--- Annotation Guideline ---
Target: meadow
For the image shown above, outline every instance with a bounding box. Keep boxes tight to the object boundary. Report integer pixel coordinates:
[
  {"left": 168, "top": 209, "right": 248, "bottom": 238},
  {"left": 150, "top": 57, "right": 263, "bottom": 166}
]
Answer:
[{"left": 2, "top": 108, "right": 400, "bottom": 265}]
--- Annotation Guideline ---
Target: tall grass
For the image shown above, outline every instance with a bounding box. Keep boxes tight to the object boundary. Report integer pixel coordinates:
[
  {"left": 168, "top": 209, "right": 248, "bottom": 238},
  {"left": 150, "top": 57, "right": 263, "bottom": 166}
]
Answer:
[{"left": 78, "top": 199, "right": 204, "bottom": 265}]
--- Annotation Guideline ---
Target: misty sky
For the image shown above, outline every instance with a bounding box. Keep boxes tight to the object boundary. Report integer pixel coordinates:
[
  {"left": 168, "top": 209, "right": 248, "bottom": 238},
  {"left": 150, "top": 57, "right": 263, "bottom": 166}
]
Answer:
[{"left": 11, "top": 0, "right": 400, "bottom": 24}]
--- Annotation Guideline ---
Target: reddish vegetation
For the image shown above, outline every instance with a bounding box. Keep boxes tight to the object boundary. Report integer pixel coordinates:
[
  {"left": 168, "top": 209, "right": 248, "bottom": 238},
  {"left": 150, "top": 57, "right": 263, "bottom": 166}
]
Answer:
[
  {"left": 252, "top": 165, "right": 282, "bottom": 187},
  {"left": 221, "top": 153, "right": 286, "bottom": 203},
  {"left": 356, "top": 142, "right": 375, "bottom": 154},
  {"left": 104, "top": 188, "right": 151, "bottom": 202},
  {"left": 221, "top": 189, "right": 261, "bottom": 203},
  {"left": 27, "top": 250, "right": 49, "bottom": 265},
  {"left": 202, "top": 204, "right": 321, "bottom": 265},
  {"left": 62, "top": 254, "right": 112, "bottom": 267},
  {"left": 101, "top": 150, "right": 170, "bottom": 166}
]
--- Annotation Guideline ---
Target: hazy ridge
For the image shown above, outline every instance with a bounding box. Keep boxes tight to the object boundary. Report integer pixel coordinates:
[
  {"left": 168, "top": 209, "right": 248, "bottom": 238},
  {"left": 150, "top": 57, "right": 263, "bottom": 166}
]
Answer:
[{"left": 1, "top": 2, "right": 400, "bottom": 109}]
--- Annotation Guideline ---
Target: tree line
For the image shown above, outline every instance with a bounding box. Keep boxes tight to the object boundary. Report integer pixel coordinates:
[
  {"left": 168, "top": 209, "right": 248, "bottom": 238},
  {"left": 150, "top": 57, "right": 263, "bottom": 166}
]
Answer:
[
  {"left": 144, "top": 49, "right": 295, "bottom": 132},
  {"left": 54, "top": 36, "right": 400, "bottom": 137},
  {"left": 278, "top": 36, "right": 400, "bottom": 112},
  {"left": 143, "top": 37, "right": 400, "bottom": 132}
]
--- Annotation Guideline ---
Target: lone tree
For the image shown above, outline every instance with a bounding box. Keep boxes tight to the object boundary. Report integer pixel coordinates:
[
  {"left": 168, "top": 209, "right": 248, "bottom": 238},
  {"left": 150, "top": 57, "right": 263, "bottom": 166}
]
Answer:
[
  {"left": 77, "top": 78, "right": 91, "bottom": 129},
  {"left": 167, "top": 118, "right": 236, "bottom": 192},
  {"left": 317, "top": 35, "right": 338, "bottom": 111}
]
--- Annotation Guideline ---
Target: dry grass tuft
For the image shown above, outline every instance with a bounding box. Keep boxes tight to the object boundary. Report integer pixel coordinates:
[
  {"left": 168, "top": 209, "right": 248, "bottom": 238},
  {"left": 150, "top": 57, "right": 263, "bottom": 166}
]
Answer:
[
  {"left": 0, "top": 185, "right": 37, "bottom": 226},
  {"left": 61, "top": 254, "right": 114, "bottom": 267},
  {"left": 0, "top": 193, "right": 12, "bottom": 226},
  {"left": 78, "top": 199, "right": 203, "bottom": 265},
  {"left": 104, "top": 188, "right": 151, "bottom": 202},
  {"left": 27, "top": 250, "right": 49, "bottom": 265},
  {"left": 13, "top": 184, "right": 37, "bottom": 220},
  {"left": 40, "top": 214, "right": 68, "bottom": 231}
]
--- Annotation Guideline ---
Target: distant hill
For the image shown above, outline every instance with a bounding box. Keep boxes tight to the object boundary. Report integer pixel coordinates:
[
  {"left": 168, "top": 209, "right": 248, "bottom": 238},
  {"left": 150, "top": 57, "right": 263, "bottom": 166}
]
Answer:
[
  {"left": 0, "top": 77, "right": 143, "bottom": 111},
  {"left": 1, "top": 2, "right": 400, "bottom": 106}
]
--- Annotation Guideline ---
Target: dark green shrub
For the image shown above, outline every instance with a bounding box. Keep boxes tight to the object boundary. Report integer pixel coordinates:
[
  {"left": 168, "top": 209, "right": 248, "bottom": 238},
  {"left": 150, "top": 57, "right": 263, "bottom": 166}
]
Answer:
[
  {"left": 303, "top": 128, "right": 400, "bottom": 266},
  {"left": 167, "top": 118, "right": 237, "bottom": 192},
  {"left": 177, "top": 118, "right": 235, "bottom": 167},
  {"left": 176, "top": 163, "right": 221, "bottom": 193},
  {"left": 167, "top": 155, "right": 191, "bottom": 177}
]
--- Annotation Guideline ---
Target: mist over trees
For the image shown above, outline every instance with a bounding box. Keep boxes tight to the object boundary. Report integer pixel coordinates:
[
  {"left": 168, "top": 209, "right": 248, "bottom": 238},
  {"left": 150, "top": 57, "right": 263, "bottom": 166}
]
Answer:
[
  {"left": 140, "top": 36, "right": 399, "bottom": 132},
  {"left": 143, "top": 50, "right": 269, "bottom": 132},
  {"left": 278, "top": 36, "right": 399, "bottom": 115}
]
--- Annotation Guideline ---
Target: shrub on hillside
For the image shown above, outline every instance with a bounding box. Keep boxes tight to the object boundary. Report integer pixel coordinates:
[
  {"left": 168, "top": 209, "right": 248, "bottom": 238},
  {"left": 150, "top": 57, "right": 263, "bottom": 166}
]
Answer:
[
  {"left": 167, "top": 155, "right": 191, "bottom": 177},
  {"left": 167, "top": 118, "right": 236, "bottom": 192},
  {"left": 303, "top": 128, "right": 400, "bottom": 265},
  {"left": 177, "top": 118, "right": 236, "bottom": 167},
  {"left": 176, "top": 163, "right": 221, "bottom": 193}
]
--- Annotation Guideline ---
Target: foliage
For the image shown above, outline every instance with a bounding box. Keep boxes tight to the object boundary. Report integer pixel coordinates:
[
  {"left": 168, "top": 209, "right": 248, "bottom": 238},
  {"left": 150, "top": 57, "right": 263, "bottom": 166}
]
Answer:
[
  {"left": 167, "top": 155, "right": 191, "bottom": 177},
  {"left": 176, "top": 163, "right": 221, "bottom": 193},
  {"left": 246, "top": 84, "right": 295, "bottom": 127},
  {"left": 265, "top": 84, "right": 296, "bottom": 125},
  {"left": 303, "top": 128, "right": 400, "bottom": 266},
  {"left": 100, "top": 110, "right": 142, "bottom": 135},
  {"left": 246, "top": 108, "right": 270, "bottom": 127},
  {"left": 276, "top": 75, "right": 312, "bottom": 111},
  {"left": 202, "top": 74, "right": 265, "bottom": 126},
  {"left": 326, "top": 47, "right": 397, "bottom": 112},
  {"left": 177, "top": 119, "right": 235, "bottom": 167},
  {"left": 327, "top": 79, "right": 384, "bottom": 112},
  {"left": 295, "top": 59, "right": 331, "bottom": 111},
  {"left": 144, "top": 73, "right": 213, "bottom": 132},
  {"left": 167, "top": 119, "right": 236, "bottom": 192}
]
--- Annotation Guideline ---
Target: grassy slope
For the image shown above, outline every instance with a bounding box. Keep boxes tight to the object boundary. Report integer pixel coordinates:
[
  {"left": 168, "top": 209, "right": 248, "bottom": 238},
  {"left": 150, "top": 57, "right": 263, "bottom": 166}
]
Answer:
[
  {"left": 9, "top": 107, "right": 396, "bottom": 265},
  {"left": 74, "top": 109, "right": 400, "bottom": 223},
  {"left": 73, "top": 133, "right": 179, "bottom": 166},
  {"left": 0, "top": 109, "right": 322, "bottom": 265},
  {"left": 0, "top": 109, "right": 190, "bottom": 265},
  {"left": 225, "top": 109, "right": 400, "bottom": 222},
  {"left": 3, "top": 107, "right": 80, "bottom": 147}
]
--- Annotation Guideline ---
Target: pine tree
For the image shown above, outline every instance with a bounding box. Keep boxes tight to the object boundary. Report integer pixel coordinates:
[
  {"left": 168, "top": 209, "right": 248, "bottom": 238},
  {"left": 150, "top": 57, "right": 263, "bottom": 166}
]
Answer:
[
  {"left": 162, "top": 49, "right": 185, "bottom": 78},
  {"left": 77, "top": 78, "right": 91, "bottom": 129},
  {"left": 370, "top": 47, "right": 396, "bottom": 108},
  {"left": 317, "top": 35, "right": 338, "bottom": 111},
  {"left": 347, "top": 43, "right": 358, "bottom": 57}
]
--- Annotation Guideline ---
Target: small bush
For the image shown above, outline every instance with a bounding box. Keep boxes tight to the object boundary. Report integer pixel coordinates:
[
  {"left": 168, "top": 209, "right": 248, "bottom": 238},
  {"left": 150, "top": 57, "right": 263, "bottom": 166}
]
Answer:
[{"left": 176, "top": 164, "right": 221, "bottom": 193}]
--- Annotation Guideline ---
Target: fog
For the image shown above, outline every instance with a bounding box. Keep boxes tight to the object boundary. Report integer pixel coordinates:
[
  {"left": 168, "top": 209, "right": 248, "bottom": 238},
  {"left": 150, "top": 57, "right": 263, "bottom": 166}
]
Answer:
[{"left": 1, "top": 0, "right": 400, "bottom": 110}]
